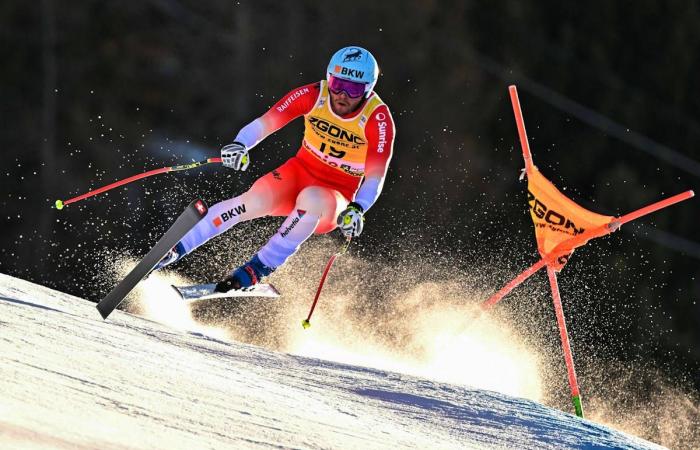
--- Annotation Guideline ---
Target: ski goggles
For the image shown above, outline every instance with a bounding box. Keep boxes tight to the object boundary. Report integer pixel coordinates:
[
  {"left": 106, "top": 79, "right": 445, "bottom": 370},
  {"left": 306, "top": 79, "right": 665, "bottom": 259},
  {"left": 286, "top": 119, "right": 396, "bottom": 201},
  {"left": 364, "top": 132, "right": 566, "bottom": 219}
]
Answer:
[{"left": 328, "top": 75, "right": 367, "bottom": 98}]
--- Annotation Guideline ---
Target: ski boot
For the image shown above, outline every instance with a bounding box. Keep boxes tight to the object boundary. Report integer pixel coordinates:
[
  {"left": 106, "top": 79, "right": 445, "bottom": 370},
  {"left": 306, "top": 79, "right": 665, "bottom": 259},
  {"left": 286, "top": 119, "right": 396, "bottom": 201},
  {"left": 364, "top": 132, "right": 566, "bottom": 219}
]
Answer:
[
  {"left": 215, "top": 254, "right": 275, "bottom": 293},
  {"left": 153, "top": 242, "right": 187, "bottom": 271}
]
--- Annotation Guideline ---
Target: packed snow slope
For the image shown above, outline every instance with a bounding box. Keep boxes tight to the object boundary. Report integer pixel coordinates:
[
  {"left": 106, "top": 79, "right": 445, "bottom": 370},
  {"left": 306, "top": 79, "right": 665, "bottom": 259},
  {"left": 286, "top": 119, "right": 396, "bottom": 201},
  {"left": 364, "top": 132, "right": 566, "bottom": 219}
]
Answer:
[{"left": 0, "top": 273, "right": 662, "bottom": 449}]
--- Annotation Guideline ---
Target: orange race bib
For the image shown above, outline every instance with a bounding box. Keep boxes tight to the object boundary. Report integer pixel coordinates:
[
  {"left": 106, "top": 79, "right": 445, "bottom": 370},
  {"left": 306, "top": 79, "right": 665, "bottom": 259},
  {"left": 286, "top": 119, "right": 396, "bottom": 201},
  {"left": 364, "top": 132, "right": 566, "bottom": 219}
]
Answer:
[{"left": 302, "top": 80, "right": 384, "bottom": 177}]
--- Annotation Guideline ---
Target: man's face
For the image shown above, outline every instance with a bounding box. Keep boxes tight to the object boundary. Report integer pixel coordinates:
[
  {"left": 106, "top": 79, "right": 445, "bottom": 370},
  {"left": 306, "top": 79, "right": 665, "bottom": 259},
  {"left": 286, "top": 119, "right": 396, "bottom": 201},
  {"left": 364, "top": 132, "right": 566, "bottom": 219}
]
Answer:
[
  {"left": 329, "top": 90, "right": 364, "bottom": 116},
  {"left": 328, "top": 75, "right": 367, "bottom": 115}
]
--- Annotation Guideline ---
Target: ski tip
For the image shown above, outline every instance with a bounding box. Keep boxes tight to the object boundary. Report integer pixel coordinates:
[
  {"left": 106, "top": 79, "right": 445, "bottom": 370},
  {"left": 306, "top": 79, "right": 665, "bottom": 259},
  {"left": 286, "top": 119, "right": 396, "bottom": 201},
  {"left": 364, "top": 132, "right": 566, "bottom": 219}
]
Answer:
[
  {"left": 171, "top": 285, "right": 185, "bottom": 299},
  {"left": 55, "top": 199, "right": 64, "bottom": 210}
]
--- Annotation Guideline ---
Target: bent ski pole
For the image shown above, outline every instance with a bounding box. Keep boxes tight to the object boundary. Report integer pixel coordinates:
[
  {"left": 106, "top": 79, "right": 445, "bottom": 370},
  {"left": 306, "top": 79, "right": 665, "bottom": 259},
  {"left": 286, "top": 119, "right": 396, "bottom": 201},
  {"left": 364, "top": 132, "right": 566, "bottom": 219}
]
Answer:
[
  {"left": 302, "top": 237, "right": 352, "bottom": 329},
  {"left": 55, "top": 157, "right": 222, "bottom": 210}
]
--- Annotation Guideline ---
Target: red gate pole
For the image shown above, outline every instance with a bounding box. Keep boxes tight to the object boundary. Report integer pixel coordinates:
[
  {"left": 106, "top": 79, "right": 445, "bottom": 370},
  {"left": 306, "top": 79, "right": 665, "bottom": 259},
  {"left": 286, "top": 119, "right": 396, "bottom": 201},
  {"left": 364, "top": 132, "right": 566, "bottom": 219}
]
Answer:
[
  {"left": 509, "top": 85, "right": 535, "bottom": 174},
  {"left": 547, "top": 265, "right": 584, "bottom": 418},
  {"left": 481, "top": 258, "right": 547, "bottom": 309}
]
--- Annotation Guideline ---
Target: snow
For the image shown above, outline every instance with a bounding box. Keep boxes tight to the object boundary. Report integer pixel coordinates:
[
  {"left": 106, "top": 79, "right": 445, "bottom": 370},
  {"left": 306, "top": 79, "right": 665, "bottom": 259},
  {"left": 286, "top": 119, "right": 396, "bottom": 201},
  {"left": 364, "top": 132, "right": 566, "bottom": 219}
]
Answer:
[{"left": 0, "top": 273, "right": 664, "bottom": 449}]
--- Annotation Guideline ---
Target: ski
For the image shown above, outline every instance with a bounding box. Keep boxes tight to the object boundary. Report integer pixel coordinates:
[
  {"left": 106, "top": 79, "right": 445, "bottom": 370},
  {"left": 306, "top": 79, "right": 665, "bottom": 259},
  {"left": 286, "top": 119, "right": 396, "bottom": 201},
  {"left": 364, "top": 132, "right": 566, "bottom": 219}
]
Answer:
[
  {"left": 172, "top": 283, "right": 281, "bottom": 302},
  {"left": 96, "top": 199, "right": 209, "bottom": 320}
]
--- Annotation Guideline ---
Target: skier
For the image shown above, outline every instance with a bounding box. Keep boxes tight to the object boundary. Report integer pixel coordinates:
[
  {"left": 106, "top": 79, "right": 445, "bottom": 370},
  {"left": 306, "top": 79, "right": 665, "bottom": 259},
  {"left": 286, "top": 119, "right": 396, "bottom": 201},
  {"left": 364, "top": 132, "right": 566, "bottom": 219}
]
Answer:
[{"left": 156, "top": 46, "right": 395, "bottom": 292}]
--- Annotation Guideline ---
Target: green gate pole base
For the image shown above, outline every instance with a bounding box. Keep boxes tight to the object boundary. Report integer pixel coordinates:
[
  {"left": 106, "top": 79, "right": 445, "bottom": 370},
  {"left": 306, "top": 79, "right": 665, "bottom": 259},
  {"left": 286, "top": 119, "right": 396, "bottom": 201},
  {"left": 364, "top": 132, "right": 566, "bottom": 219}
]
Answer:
[{"left": 572, "top": 394, "right": 584, "bottom": 418}]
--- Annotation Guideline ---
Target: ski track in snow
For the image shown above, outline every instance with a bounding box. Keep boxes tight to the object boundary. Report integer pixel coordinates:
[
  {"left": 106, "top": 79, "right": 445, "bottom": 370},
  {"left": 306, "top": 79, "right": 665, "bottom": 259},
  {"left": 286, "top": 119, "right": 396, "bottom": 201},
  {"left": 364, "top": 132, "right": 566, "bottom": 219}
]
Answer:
[{"left": 0, "top": 274, "right": 663, "bottom": 449}]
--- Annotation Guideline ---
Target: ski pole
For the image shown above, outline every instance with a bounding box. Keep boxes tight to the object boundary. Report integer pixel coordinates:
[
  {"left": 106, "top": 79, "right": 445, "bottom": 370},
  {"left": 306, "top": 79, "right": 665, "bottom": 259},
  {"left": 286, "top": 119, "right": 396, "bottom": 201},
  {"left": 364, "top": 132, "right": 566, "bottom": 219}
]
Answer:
[
  {"left": 301, "top": 236, "right": 352, "bottom": 329},
  {"left": 54, "top": 157, "right": 223, "bottom": 210}
]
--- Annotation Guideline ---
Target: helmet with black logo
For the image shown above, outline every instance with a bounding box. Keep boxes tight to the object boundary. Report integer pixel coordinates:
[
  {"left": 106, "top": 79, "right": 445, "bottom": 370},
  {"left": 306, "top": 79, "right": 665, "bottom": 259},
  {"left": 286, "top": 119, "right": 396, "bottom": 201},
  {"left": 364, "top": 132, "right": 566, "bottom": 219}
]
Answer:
[{"left": 326, "top": 46, "right": 379, "bottom": 97}]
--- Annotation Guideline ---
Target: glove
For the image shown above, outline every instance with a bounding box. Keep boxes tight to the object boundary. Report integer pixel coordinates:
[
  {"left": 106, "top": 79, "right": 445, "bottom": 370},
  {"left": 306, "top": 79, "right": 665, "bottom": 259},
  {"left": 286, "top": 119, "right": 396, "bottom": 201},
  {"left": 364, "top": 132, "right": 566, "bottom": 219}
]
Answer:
[
  {"left": 221, "top": 141, "right": 250, "bottom": 171},
  {"left": 337, "top": 202, "right": 365, "bottom": 237}
]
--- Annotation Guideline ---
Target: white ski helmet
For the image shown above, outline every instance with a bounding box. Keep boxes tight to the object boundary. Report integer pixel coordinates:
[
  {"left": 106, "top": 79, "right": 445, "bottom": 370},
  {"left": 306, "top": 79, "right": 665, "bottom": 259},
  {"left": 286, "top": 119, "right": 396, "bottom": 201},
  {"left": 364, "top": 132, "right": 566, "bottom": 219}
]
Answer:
[{"left": 326, "top": 46, "right": 379, "bottom": 96}]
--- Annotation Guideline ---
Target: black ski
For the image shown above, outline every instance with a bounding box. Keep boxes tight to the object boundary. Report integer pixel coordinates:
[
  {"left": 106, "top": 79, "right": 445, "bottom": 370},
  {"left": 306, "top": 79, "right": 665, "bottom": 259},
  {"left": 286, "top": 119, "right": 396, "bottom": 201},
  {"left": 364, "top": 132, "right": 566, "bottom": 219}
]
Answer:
[{"left": 96, "top": 199, "right": 209, "bottom": 319}]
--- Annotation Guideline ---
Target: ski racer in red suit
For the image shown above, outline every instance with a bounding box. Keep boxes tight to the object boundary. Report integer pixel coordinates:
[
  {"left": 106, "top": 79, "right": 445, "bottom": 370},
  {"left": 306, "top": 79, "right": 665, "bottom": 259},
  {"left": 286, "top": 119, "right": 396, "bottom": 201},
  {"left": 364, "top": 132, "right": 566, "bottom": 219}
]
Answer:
[{"left": 156, "top": 46, "right": 396, "bottom": 291}]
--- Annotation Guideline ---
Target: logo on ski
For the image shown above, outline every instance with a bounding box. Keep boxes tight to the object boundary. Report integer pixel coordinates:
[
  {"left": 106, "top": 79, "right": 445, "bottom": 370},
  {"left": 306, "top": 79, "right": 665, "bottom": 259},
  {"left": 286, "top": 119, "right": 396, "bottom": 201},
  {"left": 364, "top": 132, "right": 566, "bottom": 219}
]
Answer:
[
  {"left": 213, "top": 204, "right": 247, "bottom": 227},
  {"left": 194, "top": 200, "right": 208, "bottom": 216}
]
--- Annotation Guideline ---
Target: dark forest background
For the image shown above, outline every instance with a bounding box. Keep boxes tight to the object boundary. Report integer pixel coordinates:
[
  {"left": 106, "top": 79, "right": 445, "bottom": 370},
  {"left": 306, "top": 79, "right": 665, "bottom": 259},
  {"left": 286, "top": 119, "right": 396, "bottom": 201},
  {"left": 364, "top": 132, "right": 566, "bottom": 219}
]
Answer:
[{"left": 2, "top": 0, "right": 699, "bottom": 420}]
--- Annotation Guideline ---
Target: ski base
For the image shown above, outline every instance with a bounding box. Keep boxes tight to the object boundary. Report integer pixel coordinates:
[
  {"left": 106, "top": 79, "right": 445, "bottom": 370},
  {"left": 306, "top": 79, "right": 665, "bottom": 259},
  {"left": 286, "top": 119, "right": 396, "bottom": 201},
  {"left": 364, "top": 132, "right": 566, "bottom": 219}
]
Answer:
[
  {"left": 172, "top": 283, "right": 281, "bottom": 302},
  {"left": 96, "top": 199, "right": 209, "bottom": 320}
]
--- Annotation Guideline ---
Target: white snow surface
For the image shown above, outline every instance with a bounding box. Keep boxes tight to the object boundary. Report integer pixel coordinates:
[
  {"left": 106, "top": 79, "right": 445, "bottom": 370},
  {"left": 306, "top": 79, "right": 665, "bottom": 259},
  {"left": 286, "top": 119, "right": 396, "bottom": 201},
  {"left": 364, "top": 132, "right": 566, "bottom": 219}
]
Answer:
[{"left": 0, "top": 273, "right": 664, "bottom": 449}]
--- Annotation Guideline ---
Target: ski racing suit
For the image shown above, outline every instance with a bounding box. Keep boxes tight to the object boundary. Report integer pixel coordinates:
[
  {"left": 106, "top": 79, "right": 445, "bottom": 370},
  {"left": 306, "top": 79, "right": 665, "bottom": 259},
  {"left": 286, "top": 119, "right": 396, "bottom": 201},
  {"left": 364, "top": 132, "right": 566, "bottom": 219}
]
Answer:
[{"left": 177, "top": 80, "right": 395, "bottom": 270}]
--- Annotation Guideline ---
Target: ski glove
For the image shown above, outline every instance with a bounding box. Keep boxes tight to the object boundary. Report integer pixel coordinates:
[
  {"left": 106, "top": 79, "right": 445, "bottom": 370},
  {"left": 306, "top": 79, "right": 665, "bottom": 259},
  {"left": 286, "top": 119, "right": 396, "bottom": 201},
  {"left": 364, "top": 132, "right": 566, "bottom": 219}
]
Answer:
[
  {"left": 337, "top": 202, "right": 365, "bottom": 237},
  {"left": 221, "top": 141, "right": 250, "bottom": 171}
]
